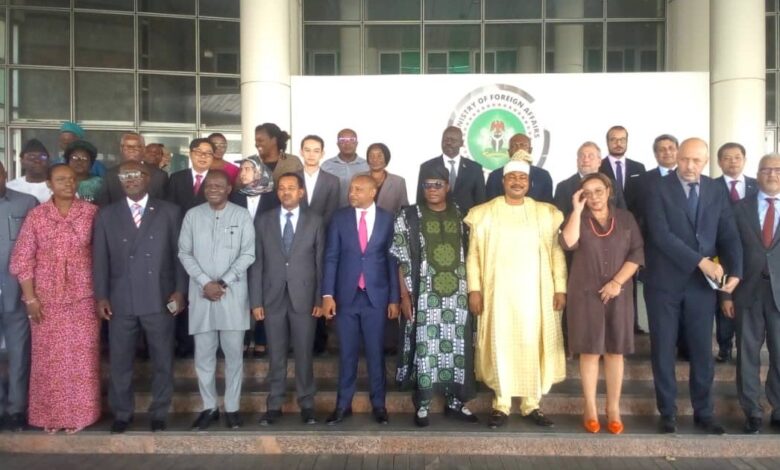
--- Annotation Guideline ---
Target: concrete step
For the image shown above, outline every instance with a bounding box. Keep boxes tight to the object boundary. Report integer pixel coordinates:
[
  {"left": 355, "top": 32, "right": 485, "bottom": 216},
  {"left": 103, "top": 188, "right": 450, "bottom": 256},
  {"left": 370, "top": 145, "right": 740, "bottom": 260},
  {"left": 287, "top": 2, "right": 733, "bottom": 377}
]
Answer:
[{"left": 2, "top": 414, "right": 780, "bottom": 457}]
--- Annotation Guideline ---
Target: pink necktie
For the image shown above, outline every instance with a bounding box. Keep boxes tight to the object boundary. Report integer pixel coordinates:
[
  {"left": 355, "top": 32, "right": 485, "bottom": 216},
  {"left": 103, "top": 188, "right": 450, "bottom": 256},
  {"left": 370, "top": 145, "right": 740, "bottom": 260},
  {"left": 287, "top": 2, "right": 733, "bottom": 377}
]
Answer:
[
  {"left": 358, "top": 210, "right": 367, "bottom": 289},
  {"left": 132, "top": 203, "right": 142, "bottom": 228},
  {"left": 193, "top": 174, "right": 203, "bottom": 195},
  {"left": 729, "top": 180, "right": 740, "bottom": 202}
]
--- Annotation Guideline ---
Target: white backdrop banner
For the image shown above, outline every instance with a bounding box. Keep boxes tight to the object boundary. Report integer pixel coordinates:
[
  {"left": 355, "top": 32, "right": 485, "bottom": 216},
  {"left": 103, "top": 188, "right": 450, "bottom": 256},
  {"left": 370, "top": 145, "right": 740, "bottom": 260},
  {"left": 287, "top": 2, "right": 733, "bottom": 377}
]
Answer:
[{"left": 291, "top": 73, "right": 709, "bottom": 200}]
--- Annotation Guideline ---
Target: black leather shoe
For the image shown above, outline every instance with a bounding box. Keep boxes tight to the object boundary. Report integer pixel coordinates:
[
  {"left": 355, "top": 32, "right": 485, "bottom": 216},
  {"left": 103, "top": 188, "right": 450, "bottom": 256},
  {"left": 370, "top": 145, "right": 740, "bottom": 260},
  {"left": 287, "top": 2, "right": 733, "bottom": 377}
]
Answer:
[
  {"left": 9, "top": 413, "right": 27, "bottom": 432},
  {"left": 191, "top": 409, "right": 220, "bottom": 431},
  {"left": 523, "top": 409, "right": 554, "bottom": 427},
  {"left": 326, "top": 408, "right": 352, "bottom": 425},
  {"left": 225, "top": 412, "right": 242, "bottom": 429},
  {"left": 110, "top": 420, "right": 131, "bottom": 434},
  {"left": 301, "top": 408, "right": 317, "bottom": 425},
  {"left": 488, "top": 410, "right": 508, "bottom": 429},
  {"left": 659, "top": 415, "right": 677, "bottom": 434},
  {"left": 150, "top": 420, "right": 166, "bottom": 432},
  {"left": 444, "top": 405, "right": 479, "bottom": 423},
  {"left": 414, "top": 409, "right": 430, "bottom": 428},
  {"left": 715, "top": 350, "right": 732, "bottom": 363},
  {"left": 259, "top": 410, "right": 282, "bottom": 426},
  {"left": 771, "top": 418, "right": 780, "bottom": 431},
  {"left": 694, "top": 417, "right": 726, "bottom": 435},
  {"left": 373, "top": 407, "right": 389, "bottom": 424},
  {"left": 744, "top": 417, "right": 762, "bottom": 434}
]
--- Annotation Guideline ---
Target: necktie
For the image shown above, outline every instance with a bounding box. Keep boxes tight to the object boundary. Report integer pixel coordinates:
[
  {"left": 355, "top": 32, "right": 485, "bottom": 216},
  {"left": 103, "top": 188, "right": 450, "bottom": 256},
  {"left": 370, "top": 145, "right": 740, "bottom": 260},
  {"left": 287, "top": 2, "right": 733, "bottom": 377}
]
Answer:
[
  {"left": 193, "top": 174, "right": 203, "bottom": 195},
  {"left": 764, "top": 198, "right": 776, "bottom": 248},
  {"left": 615, "top": 160, "right": 624, "bottom": 190},
  {"left": 132, "top": 203, "right": 142, "bottom": 228},
  {"left": 282, "top": 211, "right": 294, "bottom": 255},
  {"left": 358, "top": 210, "right": 368, "bottom": 289},
  {"left": 448, "top": 159, "right": 457, "bottom": 192},
  {"left": 687, "top": 182, "right": 699, "bottom": 224},
  {"left": 729, "top": 180, "right": 740, "bottom": 202}
]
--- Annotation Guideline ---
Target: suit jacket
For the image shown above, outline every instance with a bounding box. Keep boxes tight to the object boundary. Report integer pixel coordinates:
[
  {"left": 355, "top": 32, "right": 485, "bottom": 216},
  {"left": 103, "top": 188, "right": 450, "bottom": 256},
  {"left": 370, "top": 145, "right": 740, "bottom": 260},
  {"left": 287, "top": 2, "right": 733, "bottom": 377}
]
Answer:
[
  {"left": 485, "top": 165, "right": 554, "bottom": 204},
  {"left": 416, "top": 156, "right": 486, "bottom": 215},
  {"left": 713, "top": 175, "right": 759, "bottom": 203},
  {"left": 93, "top": 197, "right": 187, "bottom": 316},
  {"left": 229, "top": 190, "right": 281, "bottom": 224},
  {"left": 634, "top": 167, "right": 669, "bottom": 240},
  {"left": 249, "top": 208, "right": 324, "bottom": 314},
  {"left": 96, "top": 163, "right": 168, "bottom": 207},
  {"left": 300, "top": 169, "right": 340, "bottom": 225},
  {"left": 376, "top": 172, "right": 409, "bottom": 216},
  {"left": 732, "top": 196, "right": 780, "bottom": 312},
  {"left": 599, "top": 157, "right": 646, "bottom": 215},
  {"left": 553, "top": 173, "right": 581, "bottom": 218},
  {"left": 0, "top": 189, "right": 37, "bottom": 313},
  {"left": 644, "top": 173, "right": 743, "bottom": 293},
  {"left": 322, "top": 206, "right": 400, "bottom": 309},
  {"left": 167, "top": 169, "right": 206, "bottom": 213}
]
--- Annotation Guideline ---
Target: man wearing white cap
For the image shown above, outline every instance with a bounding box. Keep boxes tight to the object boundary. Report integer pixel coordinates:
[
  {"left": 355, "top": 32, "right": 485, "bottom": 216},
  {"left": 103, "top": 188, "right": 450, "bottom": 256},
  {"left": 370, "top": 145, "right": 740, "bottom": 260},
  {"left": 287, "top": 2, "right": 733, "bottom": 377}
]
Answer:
[{"left": 464, "top": 157, "right": 567, "bottom": 429}]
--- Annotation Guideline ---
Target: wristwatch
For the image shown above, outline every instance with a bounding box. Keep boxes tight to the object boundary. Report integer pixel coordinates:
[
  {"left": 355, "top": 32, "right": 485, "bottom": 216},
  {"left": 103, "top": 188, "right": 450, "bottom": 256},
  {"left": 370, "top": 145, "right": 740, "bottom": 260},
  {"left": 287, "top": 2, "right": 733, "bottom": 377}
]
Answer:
[{"left": 217, "top": 279, "right": 228, "bottom": 289}]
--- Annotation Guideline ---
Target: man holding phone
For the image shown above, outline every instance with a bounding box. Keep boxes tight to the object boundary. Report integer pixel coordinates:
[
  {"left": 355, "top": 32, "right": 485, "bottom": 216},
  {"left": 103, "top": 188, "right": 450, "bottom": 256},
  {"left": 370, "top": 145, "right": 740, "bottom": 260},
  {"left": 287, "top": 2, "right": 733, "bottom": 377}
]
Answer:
[{"left": 93, "top": 161, "right": 187, "bottom": 434}]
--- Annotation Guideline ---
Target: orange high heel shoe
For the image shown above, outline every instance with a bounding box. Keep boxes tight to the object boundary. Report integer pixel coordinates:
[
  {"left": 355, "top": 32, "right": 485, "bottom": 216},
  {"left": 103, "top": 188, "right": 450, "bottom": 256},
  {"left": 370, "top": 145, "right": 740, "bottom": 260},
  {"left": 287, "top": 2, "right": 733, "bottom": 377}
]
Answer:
[
  {"left": 583, "top": 419, "right": 601, "bottom": 433},
  {"left": 607, "top": 420, "right": 624, "bottom": 434}
]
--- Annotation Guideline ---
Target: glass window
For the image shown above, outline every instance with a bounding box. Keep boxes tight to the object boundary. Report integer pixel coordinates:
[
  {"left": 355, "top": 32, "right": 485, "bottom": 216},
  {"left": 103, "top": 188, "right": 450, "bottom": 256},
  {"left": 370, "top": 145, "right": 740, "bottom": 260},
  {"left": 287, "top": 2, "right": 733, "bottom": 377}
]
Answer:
[
  {"left": 200, "top": 0, "right": 239, "bottom": 18},
  {"left": 0, "top": 11, "right": 6, "bottom": 64},
  {"left": 769, "top": 16, "right": 777, "bottom": 70},
  {"left": 607, "top": 0, "right": 663, "bottom": 18},
  {"left": 365, "top": 25, "right": 420, "bottom": 75},
  {"left": 200, "top": 20, "right": 239, "bottom": 74},
  {"left": 486, "top": 0, "right": 542, "bottom": 19},
  {"left": 768, "top": 0, "right": 776, "bottom": 13},
  {"left": 425, "top": 25, "right": 480, "bottom": 74},
  {"left": 11, "top": 69, "right": 69, "bottom": 121},
  {"left": 768, "top": 72, "right": 777, "bottom": 125},
  {"left": 76, "top": 72, "right": 134, "bottom": 124},
  {"left": 304, "top": 0, "right": 360, "bottom": 21},
  {"left": 546, "top": 23, "right": 603, "bottom": 72},
  {"left": 365, "top": 0, "right": 420, "bottom": 20},
  {"left": 75, "top": 0, "right": 133, "bottom": 10},
  {"left": 0, "top": 70, "right": 5, "bottom": 122},
  {"left": 547, "top": 0, "right": 603, "bottom": 18},
  {"left": 11, "top": 0, "right": 69, "bottom": 7},
  {"left": 76, "top": 129, "right": 127, "bottom": 168},
  {"left": 200, "top": 77, "right": 240, "bottom": 128},
  {"left": 140, "top": 74, "right": 196, "bottom": 125},
  {"left": 75, "top": 13, "right": 134, "bottom": 68},
  {"left": 138, "top": 0, "right": 195, "bottom": 15},
  {"left": 425, "top": 0, "right": 480, "bottom": 20},
  {"left": 10, "top": 129, "right": 59, "bottom": 178},
  {"left": 139, "top": 16, "right": 196, "bottom": 71},
  {"left": 11, "top": 10, "right": 69, "bottom": 66},
  {"left": 304, "top": 26, "right": 361, "bottom": 75},
  {"left": 485, "top": 24, "right": 542, "bottom": 73},
  {"left": 606, "top": 22, "right": 663, "bottom": 72}
]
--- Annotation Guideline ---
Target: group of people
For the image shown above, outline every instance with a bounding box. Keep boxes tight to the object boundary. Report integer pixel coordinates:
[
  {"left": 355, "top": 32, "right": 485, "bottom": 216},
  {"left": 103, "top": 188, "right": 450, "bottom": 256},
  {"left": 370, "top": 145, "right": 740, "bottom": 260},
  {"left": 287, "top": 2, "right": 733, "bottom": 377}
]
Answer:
[{"left": 0, "top": 120, "right": 777, "bottom": 439}]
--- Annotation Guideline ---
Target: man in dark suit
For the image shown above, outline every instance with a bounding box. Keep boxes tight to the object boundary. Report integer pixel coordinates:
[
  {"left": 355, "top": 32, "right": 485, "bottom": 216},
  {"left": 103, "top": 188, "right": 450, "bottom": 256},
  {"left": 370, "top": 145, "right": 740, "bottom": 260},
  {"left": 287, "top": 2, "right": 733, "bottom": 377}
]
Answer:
[
  {"left": 713, "top": 142, "right": 759, "bottom": 363},
  {"left": 250, "top": 172, "right": 324, "bottom": 426},
  {"left": 599, "top": 125, "right": 646, "bottom": 215},
  {"left": 416, "top": 126, "right": 485, "bottom": 215},
  {"left": 485, "top": 133, "right": 553, "bottom": 204},
  {"left": 93, "top": 161, "right": 187, "bottom": 434},
  {"left": 724, "top": 154, "right": 780, "bottom": 434},
  {"left": 553, "top": 141, "right": 602, "bottom": 218},
  {"left": 96, "top": 133, "right": 168, "bottom": 206},
  {"left": 644, "top": 138, "right": 743, "bottom": 435},
  {"left": 322, "top": 174, "right": 400, "bottom": 425}
]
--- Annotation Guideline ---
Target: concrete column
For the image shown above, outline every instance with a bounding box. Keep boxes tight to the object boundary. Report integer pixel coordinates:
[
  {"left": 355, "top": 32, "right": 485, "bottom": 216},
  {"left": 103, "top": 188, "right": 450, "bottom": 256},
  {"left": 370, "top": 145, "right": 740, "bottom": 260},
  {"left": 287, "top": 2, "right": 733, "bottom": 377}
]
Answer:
[
  {"left": 340, "top": 0, "right": 361, "bottom": 74},
  {"left": 553, "top": 0, "right": 584, "bottom": 73},
  {"left": 711, "top": 0, "right": 765, "bottom": 176},
  {"left": 518, "top": 45, "right": 540, "bottom": 73},
  {"left": 289, "top": 0, "right": 302, "bottom": 76},
  {"left": 666, "top": 0, "right": 709, "bottom": 72},
  {"left": 240, "top": 0, "right": 291, "bottom": 157}
]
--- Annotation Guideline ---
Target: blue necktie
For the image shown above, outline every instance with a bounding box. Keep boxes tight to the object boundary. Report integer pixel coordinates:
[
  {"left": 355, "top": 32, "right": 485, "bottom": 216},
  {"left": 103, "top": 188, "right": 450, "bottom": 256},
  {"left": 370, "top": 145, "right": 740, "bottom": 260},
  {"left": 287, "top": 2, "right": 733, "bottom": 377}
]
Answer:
[
  {"left": 687, "top": 182, "right": 699, "bottom": 224},
  {"left": 283, "top": 211, "right": 294, "bottom": 255},
  {"left": 615, "top": 160, "right": 624, "bottom": 190}
]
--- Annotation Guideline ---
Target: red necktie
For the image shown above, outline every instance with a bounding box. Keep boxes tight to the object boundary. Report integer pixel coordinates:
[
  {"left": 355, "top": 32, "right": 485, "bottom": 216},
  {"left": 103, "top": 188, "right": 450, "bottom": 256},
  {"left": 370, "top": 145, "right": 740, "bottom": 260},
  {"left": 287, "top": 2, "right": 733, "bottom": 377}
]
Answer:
[
  {"left": 193, "top": 174, "right": 203, "bottom": 195},
  {"left": 729, "top": 180, "right": 740, "bottom": 202},
  {"left": 764, "top": 198, "right": 776, "bottom": 248},
  {"left": 358, "top": 210, "right": 367, "bottom": 289}
]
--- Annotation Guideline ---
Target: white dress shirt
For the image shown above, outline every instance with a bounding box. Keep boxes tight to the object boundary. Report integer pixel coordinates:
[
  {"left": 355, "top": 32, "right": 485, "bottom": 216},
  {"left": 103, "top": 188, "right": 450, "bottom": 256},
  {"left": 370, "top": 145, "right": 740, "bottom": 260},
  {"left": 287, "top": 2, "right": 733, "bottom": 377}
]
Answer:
[
  {"left": 441, "top": 154, "right": 462, "bottom": 179},
  {"left": 758, "top": 191, "right": 780, "bottom": 235},
  {"left": 304, "top": 168, "right": 320, "bottom": 204},
  {"left": 246, "top": 195, "right": 261, "bottom": 219},
  {"left": 191, "top": 168, "right": 209, "bottom": 189},
  {"left": 723, "top": 174, "right": 746, "bottom": 200},
  {"left": 607, "top": 155, "right": 627, "bottom": 189},
  {"left": 126, "top": 193, "right": 149, "bottom": 213},
  {"left": 355, "top": 203, "right": 376, "bottom": 242},
  {"left": 279, "top": 205, "right": 300, "bottom": 237}
]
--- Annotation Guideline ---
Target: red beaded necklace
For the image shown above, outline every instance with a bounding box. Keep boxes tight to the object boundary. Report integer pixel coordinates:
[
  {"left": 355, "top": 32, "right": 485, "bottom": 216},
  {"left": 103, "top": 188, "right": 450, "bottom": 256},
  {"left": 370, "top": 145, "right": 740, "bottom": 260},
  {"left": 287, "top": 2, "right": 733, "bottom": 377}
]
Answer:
[{"left": 589, "top": 215, "right": 615, "bottom": 237}]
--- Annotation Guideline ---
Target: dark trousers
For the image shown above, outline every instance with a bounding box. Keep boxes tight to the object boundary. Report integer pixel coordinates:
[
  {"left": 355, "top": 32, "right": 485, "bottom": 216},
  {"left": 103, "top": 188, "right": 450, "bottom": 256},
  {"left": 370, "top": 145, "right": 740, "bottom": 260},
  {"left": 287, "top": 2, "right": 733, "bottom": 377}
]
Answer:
[
  {"left": 175, "top": 308, "right": 193, "bottom": 356},
  {"left": 645, "top": 279, "right": 716, "bottom": 420},
  {"left": 736, "top": 279, "right": 780, "bottom": 420},
  {"left": 716, "top": 310, "right": 736, "bottom": 353},
  {"left": 335, "top": 289, "right": 386, "bottom": 410},
  {"left": 0, "top": 308, "right": 30, "bottom": 416},
  {"left": 109, "top": 311, "right": 175, "bottom": 421},
  {"left": 244, "top": 318, "right": 266, "bottom": 347}
]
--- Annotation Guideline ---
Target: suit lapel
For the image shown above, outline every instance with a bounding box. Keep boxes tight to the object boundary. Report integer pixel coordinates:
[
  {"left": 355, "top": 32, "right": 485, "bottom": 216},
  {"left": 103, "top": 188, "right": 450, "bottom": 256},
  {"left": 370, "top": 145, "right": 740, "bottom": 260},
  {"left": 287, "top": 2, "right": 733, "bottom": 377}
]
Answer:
[
  {"left": 132, "top": 199, "right": 158, "bottom": 251},
  {"left": 668, "top": 176, "right": 695, "bottom": 228},
  {"left": 271, "top": 208, "right": 286, "bottom": 256},
  {"left": 289, "top": 210, "right": 306, "bottom": 256}
]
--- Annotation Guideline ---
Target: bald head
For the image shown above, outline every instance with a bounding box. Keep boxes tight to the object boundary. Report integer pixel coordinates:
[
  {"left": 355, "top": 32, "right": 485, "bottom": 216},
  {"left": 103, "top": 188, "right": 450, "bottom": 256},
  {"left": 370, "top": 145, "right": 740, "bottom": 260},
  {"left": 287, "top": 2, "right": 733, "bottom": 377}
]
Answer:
[{"left": 676, "top": 138, "right": 709, "bottom": 183}]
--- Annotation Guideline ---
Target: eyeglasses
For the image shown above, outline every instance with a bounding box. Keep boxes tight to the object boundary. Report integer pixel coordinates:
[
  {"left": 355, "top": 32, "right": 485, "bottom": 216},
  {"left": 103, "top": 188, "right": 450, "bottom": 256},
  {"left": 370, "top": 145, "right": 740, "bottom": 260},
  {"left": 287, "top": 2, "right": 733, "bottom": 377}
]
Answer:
[
  {"left": 23, "top": 153, "right": 48, "bottom": 161},
  {"left": 583, "top": 188, "right": 608, "bottom": 198},
  {"left": 759, "top": 167, "right": 780, "bottom": 175},
  {"left": 121, "top": 144, "right": 143, "bottom": 150},
  {"left": 70, "top": 154, "right": 90, "bottom": 162},
  {"left": 608, "top": 137, "right": 627, "bottom": 144},
  {"left": 192, "top": 149, "right": 215, "bottom": 158},
  {"left": 337, "top": 137, "right": 357, "bottom": 143},
  {"left": 118, "top": 170, "right": 145, "bottom": 181},
  {"left": 212, "top": 143, "right": 228, "bottom": 149},
  {"left": 422, "top": 181, "right": 446, "bottom": 190}
]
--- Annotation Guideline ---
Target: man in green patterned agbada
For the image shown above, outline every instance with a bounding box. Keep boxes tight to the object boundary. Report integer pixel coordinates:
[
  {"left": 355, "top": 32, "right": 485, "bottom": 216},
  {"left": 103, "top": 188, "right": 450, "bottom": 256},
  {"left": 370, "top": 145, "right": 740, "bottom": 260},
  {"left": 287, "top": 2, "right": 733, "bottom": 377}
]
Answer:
[{"left": 390, "top": 164, "right": 477, "bottom": 427}]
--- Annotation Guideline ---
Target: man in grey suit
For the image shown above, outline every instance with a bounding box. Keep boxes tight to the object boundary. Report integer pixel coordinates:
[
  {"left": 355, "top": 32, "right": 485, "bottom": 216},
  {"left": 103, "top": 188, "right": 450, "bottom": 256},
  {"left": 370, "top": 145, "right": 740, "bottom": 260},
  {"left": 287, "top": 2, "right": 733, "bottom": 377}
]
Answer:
[
  {"left": 723, "top": 153, "right": 780, "bottom": 434},
  {"left": 178, "top": 170, "right": 255, "bottom": 431},
  {"left": 0, "top": 163, "right": 37, "bottom": 431},
  {"left": 553, "top": 141, "right": 602, "bottom": 218},
  {"left": 93, "top": 161, "right": 187, "bottom": 434},
  {"left": 250, "top": 172, "right": 324, "bottom": 426}
]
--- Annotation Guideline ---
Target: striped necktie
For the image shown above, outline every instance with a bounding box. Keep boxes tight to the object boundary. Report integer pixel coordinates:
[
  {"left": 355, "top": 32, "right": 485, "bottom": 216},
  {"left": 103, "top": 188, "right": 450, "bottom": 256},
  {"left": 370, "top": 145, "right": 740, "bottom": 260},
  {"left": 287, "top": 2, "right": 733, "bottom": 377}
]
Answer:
[{"left": 132, "top": 203, "right": 142, "bottom": 228}]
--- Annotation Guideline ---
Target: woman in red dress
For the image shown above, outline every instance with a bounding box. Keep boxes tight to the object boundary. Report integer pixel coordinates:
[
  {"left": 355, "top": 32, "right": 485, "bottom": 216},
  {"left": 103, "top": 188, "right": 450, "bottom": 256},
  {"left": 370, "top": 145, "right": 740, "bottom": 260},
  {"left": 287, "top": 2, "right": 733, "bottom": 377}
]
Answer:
[{"left": 10, "top": 164, "right": 100, "bottom": 434}]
